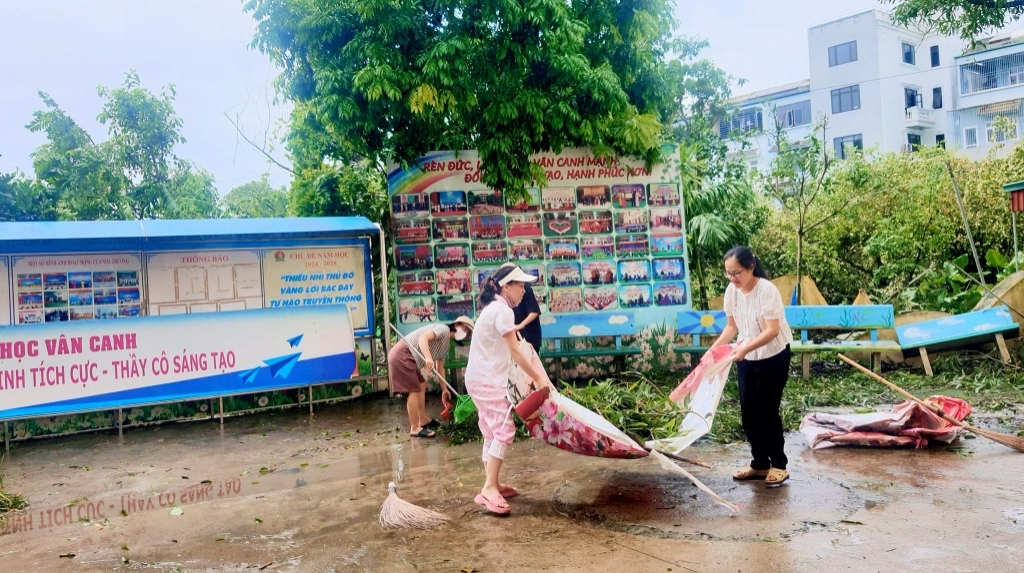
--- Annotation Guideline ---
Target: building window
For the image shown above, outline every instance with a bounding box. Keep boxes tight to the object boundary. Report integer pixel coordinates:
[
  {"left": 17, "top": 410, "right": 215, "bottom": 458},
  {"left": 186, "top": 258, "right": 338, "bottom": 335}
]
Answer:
[
  {"left": 902, "top": 42, "right": 916, "bottom": 65},
  {"left": 905, "top": 87, "right": 920, "bottom": 109},
  {"left": 776, "top": 100, "right": 812, "bottom": 128},
  {"left": 930, "top": 45, "right": 940, "bottom": 67},
  {"left": 907, "top": 133, "right": 922, "bottom": 151},
  {"left": 960, "top": 54, "right": 1024, "bottom": 94},
  {"left": 834, "top": 134, "right": 863, "bottom": 159},
  {"left": 964, "top": 127, "right": 978, "bottom": 148},
  {"left": 986, "top": 118, "right": 1018, "bottom": 143},
  {"left": 718, "top": 108, "right": 763, "bottom": 138},
  {"left": 828, "top": 41, "right": 858, "bottom": 67},
  {"left": 831, "top": 85, "right": 861, "bottom": 114},
  {"left": 932, "top": 87, "right": 942, "bottom": 109},
  {"left": 936, "top": 134, "right": 946, "bottom": 148}
]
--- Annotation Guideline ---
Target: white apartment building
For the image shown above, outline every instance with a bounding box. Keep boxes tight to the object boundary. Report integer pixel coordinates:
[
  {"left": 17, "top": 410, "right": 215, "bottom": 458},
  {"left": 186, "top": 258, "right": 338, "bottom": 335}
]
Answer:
[{"left": 724, "top": 8, "right": 966, "bottom": 167}]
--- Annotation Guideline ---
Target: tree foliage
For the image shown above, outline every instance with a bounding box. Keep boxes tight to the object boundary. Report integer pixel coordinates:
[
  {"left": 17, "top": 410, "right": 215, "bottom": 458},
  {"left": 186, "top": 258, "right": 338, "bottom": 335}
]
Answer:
[
  {"left": 887, "top": 0, "right": 1024, "bottom": 44},
  {"left": 245, "top": 0, "right": 692, "bottom": 199},
  {"left": 221, "top": 176, "right": 290, "bottom": 218}
]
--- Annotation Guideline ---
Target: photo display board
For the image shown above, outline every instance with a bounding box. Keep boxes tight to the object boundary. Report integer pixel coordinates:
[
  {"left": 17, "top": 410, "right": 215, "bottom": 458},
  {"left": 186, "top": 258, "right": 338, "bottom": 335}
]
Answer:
[{"left": 387, "top": 147, "right": 691, "bottom": 335}]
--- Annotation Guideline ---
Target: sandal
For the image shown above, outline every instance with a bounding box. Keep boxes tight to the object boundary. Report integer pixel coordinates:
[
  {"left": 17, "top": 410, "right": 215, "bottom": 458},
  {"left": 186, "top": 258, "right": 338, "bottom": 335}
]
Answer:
[
  {"left": 409, "top": 428, "right": 436, "bottom": 438},
  {"left": 499, "top": 485, "right": 518, "bottom": 499},
  {"left": 733, "top": 466, "right": 769, "bottom": 480},
  {"left": 423, "top": 419, "right": 441, "bottom": 430},
  {"left": 765, "top": 468, "right": 789, "bottom": 486},
  {"left": 474, "top": 492, "right": 511, "bottom": 515}
]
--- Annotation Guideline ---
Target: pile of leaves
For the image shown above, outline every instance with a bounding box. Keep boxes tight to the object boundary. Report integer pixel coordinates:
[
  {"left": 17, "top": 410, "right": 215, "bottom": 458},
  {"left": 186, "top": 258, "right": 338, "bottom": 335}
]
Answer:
[{"left": 0, "top": 458, "right": 28, "bottom": 519}]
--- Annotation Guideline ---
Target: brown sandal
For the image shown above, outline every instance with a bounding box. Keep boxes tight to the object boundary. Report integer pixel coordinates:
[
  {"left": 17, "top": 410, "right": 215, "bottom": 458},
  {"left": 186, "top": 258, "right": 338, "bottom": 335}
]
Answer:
[
  {"left": 765, "top": 468, "right": 789, "bottom": 486},
  {"left": 732, "top": 466, "right": 769, "bottom": 480}
]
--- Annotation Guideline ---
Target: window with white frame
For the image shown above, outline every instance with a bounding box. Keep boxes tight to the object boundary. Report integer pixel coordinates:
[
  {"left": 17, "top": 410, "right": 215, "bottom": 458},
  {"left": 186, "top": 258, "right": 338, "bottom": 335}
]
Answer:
[
  {"left": 964, "top": 127, "right": 978, "bottom": 148},
  {"left": 834, "top": 134, "right": 863, "bottom": 159},
  {"left": 776, "top": 100, "right": 811, "bottom": 128},
  {"left": 1010, "top": 66, "right": 1024, "bottom": 85},
  {"left": 719, "top": 108, "right": 763, "bottom": 138},
  {"left": 831, "top": 85, "right": 861, "bottom": 114},
  {"left": 902, "top": 42, "right": 916, "bottom": 65},
  {"left": 828, "top": 41, "right": 858, "bottom": 67},
  {"left": 986, "top": 117, "right": 1018, "bottom": 143}
]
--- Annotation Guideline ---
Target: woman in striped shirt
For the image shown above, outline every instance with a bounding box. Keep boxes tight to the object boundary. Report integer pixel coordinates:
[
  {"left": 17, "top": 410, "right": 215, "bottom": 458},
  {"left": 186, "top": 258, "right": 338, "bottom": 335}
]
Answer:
[{"left": 707, "top": 246, "right": 794, "bottom": 486}]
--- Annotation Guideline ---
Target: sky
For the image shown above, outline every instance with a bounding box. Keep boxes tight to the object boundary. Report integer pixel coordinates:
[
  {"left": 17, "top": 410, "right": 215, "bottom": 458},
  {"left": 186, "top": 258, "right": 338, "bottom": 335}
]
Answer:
[{"left": 0, "top": 0, "right": 887, "bottom": 195}]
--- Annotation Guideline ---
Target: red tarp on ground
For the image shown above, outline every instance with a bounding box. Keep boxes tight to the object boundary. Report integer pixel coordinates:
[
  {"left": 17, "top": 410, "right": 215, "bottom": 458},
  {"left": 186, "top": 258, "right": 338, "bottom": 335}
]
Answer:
[{"left": 800, "top": 396, "right": 972, "bottom": 449}]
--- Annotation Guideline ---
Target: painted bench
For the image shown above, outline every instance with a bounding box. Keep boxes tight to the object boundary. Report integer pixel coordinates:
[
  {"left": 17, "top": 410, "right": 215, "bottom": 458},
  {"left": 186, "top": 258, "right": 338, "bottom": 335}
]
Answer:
[
  {"left": 674, "top": 310, "right": 727, "bottom": 364},
  {"left": 788, "top": 305, "right": 900, "bottom": 379},
  {"left": 896, "top": 305, "right": 1020, "bottom": 376}
]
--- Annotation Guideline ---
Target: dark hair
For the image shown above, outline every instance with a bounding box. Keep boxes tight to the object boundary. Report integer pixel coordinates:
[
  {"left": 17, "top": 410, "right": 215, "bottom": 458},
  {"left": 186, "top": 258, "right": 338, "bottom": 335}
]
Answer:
[
  {"left": 723, "top": 246, "right": 769, "bottom": 279},
  {"left": 478, "top": 265, "right": 517, "bottom": 307}
]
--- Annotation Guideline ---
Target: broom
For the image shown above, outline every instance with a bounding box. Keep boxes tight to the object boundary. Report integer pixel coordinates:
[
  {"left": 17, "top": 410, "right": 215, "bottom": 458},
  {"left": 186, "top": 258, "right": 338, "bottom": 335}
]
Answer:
[
  {"left": 837, "top": 354, "right": 1024, "bottom": 453},
  {"left": 379, "top": 444, "right": 450, "bottom": 529}
]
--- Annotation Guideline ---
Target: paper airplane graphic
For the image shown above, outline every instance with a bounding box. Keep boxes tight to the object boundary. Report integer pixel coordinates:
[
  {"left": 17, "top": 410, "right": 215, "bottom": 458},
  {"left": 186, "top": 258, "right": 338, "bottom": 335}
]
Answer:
[
  {"left": 263, "top": 353, "right": 302, "bottom": 379},
  {"left": 238, "top": 367, "right": 261, "bottom": 385},
  {"left": 287, "top": 334, "right": 303, "bottom": 348}
]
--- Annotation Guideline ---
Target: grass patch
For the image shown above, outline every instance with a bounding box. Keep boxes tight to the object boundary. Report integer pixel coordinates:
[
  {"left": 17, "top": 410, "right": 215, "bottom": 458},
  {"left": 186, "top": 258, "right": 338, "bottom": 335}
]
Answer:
[
  {"left": 438, "top": 351, "right": 1024, "bottom": 447},
  {"left": 0, "top": 457, "right": 28, "bottom": 518}
]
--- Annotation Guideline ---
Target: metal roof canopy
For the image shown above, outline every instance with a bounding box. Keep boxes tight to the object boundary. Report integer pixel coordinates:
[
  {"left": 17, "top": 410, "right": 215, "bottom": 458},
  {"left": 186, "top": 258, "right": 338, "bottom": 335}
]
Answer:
[{"left": 0, "top": 217, "right": 380, "bottom": 248}]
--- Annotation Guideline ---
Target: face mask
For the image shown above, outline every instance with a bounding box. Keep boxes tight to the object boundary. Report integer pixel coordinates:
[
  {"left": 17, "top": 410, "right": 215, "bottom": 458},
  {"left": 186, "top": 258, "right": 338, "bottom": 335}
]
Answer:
[{"left": 454, "top": 329, "right": 467, "bottom": 341}]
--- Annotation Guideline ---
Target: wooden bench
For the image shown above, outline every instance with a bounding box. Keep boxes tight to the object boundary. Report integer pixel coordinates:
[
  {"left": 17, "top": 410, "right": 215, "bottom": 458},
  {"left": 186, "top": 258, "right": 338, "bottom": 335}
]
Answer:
[
  {"left": 674, "top": 310, "right": 727, "bottom": 364},
  {"left": 896, "top": 305, "right": 1020, "bottom": 376},
  {"left": 787, "top": 305, "right": 901, "bottom": 380}
]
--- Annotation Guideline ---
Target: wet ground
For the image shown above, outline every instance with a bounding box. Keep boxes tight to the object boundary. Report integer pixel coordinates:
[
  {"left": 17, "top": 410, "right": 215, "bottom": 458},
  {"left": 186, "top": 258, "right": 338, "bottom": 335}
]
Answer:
[{"left": 1, "top": 395, "right": 1022, "bottom": 572}]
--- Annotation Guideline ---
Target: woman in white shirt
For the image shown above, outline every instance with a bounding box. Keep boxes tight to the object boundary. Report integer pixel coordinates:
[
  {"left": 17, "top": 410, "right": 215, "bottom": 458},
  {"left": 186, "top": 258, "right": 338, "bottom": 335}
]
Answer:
[
  {"left": 707, "top": 246, "right": 794, "bottom": 486},
  {"left": 465, "top": 264, "right": 550, "bottom": 515}
]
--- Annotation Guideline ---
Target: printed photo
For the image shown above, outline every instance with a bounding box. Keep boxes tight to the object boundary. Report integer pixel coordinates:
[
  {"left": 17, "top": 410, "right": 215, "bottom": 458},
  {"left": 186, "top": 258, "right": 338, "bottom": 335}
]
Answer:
[
  {"left": 69, "top": 289, "right": 94, "bottom": 307},
  {"left": 509, "top": 239, "right": 544, "bottom": 261},
  {"left": 506, "top": 213, "right": 542, "bottom": 238},
  {"left": 522, "top": 265, "right": 545, "bottom": 285},
  {"left": 438, "top": 295, "right": 474, "bottom": 322},
  {"left": 654, "top": 258, "right": 685, "bottom": 281},
  {"left": 648, "top": 183, "right": 680, "bottom": 206},
  {"left": 579, "top": 210, "right": 612, "bottom": 234},
  {"left": 614, "top": 209, "right": 648, "bottom": 233},
  {"left": 580, "top": 236, "right": 614, "bottom": 259},
  {"left": 616, "top": 234, "right": 649, "bottom": 259},
  {"left": 45, "top": 308, "right": 69, "bottom": 323},
  {"left": 618, "top": 260, "right": 651, "bottom": 283},
  {"left": 548, "top": 288, "right": 583, "bottom": 313},
  {"left": 505, "top": 188, "right": 541, "bottom": 213},
  {"left": 19, "top": 309, "right": 43, "bottom": 324},
  {"left": 94, "top": 288, "right": 118, "bottom": 305},
  {"left": 71, "top": 308, "right": 95, "bottom": 321},
  {"left": 473, "top": 268, "right": 495, "bottom": 292},
  {"left": 398, "top": 297, "right": 437, "bottom": 325},
  {"left": 545, "top": 238, "right": 579, "bottom": 261},
  {"left": 92, "top": 271, "right": 117, "bottom": 287},
  {"left": 469, "top": 190, "right": 504, "bottom": 215},
  {"left": 650, "top": 208, "right": 683, "bottom": 232},
  {"left": 119, "top": 304, "right": 142, "bottom": 317},
  {"left": 117, "top": 271, "right": 139, "bottom": 287},
  {"left": 392, "top": 192, "right": 430, "bottom": 219},
  {"left": 394, "top": 218, "right": 432, "bottom": 244},
  {"left": 547, "top": 262, "right": 582, "bottom": 288},
  {"left": 435, "top": 269, "right": 472, "bottom": 295},
  {"left": 18, "top": 292, "right": 43, "bottom": 309},
  {"left": 430, "top": 190, "right": 467, "bottom": 216},
  {"left": 469, "top": 216, "right": 506, "bottom": 240},
  {"left": 576, "top": 185, "right": 611, "bottom": 208},
  {"left": 651, "top": 233, "right": 685, "bottom": 257},
  {"left": 432, "top": 218, "right": 469, "bottom": 242},
  {"left": 398, "top": 271, "right": 435, "bottom": 296},
  {"left": 584, "top": 286, "right": 618, "bottom": 311},
  {"left": 534, "top": 287, "right": 549, "bottom": 313},
  {"left": 396, "top": 245, "right": 434, "bottom": 271},
  {"left": 619, "top": 285, "right": 652, "bottom": 308},
  {"left": 541, "top": 187, "right": 576, "bottom": 211},
  {"left": 17, "top": 274, "right": 42, "bottom": 290},
  {"left": 471, "top": 241, "right": 506, "bottom": 266},
  {"left": 96, "top": 306, "right": 119, "bottom": 320},
  {"left": 68, "top": 271, "right": 92, "bottom": 289},
  {"left": 118, "top": 288, "right": 141, "bottom": 304},
  {"left": 543, "top": 212, "right": 578, "bottom": 237},
  {"left": 44, "top": 273, "right": 67, "bottom": 291},
  {"left": 655, "top": 282, "right": 688, "bottom": 306},
  {"left": 611, "top": 184, "right": 646, "bottom": 208},
  {"left": 435, "top": 244, "right": 471, "bottom": 268},
  {"left": 44, "top": 290, "right": 68, "bottom": 308},
  {"left": 583, "top": 261, "right": 616, "bottom": 285}
]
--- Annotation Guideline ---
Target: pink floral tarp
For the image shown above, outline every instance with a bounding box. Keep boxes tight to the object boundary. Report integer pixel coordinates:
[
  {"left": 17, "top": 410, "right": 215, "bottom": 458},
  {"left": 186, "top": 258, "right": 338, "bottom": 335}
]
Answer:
[{"left": 799, "top": 396, "right": 972, "bottom": 450}]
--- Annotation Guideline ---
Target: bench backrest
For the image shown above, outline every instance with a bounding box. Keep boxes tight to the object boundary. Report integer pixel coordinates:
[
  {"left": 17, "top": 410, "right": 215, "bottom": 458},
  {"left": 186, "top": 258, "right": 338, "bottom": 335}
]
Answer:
[
  {"left": 543, "top": 311, "right": 638, "bottom": 338},
  {"left": 677, "top": 310, "right": 727, "bottom": 335},
  {"left": 896, "top": 305, "right": 1019, "bottom": 349},
  {"left": 785, "top": 305, "right": 895, "bottom": 330}
]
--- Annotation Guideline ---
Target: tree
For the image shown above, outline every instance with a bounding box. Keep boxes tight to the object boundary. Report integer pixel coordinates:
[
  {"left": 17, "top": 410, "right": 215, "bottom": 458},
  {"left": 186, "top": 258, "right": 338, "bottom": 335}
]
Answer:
[
  {"left": 245, "top": 0, "right": 686, "bottom": 200},
  {"left": 887, "top": 0, "right": 1024, "bottom": 44},
  {"left": 0, "top": 170, "right": 59, "bottom": 222},
  {"left": 221, "top": 176, "right": 290, "bottom": 218},
  {"left": 25, "top": 72, "right": 220, "bottom": 221}
]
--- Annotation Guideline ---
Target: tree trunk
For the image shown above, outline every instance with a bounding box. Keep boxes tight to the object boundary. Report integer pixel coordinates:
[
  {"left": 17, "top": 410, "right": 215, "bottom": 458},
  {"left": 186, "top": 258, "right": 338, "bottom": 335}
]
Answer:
[
  {"left": 795, "top": 222, "right": 804, "bottom": 307},
  {"left": 694, "top": 251, "right": 709, "bottom": 310}
]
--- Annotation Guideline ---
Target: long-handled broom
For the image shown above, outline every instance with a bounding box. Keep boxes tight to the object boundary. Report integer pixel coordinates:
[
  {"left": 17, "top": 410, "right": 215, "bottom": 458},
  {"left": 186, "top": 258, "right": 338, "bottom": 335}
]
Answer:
[
  {"left": 837, "top": 353, "right": 1024, "bottom": 452},
  {"left": 379, "top": 444, "right": 450, "bottom": 529}
]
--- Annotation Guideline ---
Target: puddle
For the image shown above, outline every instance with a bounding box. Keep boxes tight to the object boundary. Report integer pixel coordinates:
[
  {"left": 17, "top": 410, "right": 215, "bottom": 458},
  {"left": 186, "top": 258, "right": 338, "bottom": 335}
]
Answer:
[{"left": 1004, "top": 508, "right": 1024, "bottom": 526}]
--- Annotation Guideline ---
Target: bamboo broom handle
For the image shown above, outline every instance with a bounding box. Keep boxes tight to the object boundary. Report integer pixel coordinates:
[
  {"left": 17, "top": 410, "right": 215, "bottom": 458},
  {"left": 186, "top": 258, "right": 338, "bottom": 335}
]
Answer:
[{"left": 836, "top": 354, "right": 966, "bottom": 428}]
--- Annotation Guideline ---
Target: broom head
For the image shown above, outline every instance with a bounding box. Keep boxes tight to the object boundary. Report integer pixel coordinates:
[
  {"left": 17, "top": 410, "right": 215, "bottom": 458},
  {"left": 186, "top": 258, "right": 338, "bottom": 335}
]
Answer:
[{"left": 379, "top": 482, "right": 450, "bottom": 529}]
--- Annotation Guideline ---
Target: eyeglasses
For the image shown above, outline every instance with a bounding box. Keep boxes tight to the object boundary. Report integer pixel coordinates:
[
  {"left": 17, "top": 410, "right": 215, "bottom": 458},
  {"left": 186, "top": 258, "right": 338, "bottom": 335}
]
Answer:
[{"left": 725, "top": 269, "right": 745, "bottom": 278}]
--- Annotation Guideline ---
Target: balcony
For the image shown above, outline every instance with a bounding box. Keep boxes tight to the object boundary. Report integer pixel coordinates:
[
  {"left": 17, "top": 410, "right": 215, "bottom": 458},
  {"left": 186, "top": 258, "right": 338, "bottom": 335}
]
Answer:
[{"left": 905, "top": 106, "right": 935, "bottom": 130}]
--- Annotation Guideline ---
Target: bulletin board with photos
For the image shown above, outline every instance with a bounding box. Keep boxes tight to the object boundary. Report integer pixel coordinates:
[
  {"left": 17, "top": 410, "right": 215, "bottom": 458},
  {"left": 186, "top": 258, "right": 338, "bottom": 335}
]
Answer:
[{"left": 387, "top": 147, "right": 692, "bottom": 335}]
